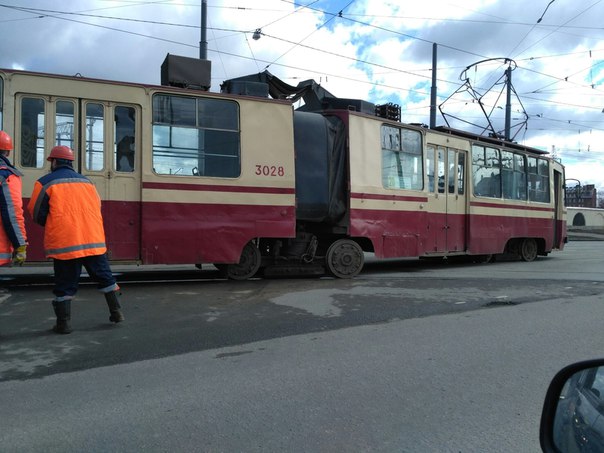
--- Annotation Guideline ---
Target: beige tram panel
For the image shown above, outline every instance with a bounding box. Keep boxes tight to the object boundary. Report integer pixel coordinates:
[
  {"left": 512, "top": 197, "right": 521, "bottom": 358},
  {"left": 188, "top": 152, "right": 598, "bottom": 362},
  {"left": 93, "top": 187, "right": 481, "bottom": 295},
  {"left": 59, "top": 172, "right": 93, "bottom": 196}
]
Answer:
[
  {"left": 4, "top": 70, "right": 149, "bottom": 199},
  {"left": 345, "top": 112, "right": 560, "bottom": 220},
  {"left": 347, "top": 113, "right": 467, "bottom": 211},
  {"left": 2, "top": 70, "right": 296, "bottom": 207},
  {"left": 142, "top": 90, "right": 296, "bottom": 208}
]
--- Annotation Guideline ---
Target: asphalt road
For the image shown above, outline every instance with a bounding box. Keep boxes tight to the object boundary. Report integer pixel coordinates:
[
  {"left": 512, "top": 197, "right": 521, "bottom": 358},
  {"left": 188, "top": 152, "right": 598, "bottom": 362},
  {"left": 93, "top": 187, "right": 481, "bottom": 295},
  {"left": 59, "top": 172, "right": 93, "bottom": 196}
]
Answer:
[{"left": 1, "top": 241, "right": 604, "bottom": 452}]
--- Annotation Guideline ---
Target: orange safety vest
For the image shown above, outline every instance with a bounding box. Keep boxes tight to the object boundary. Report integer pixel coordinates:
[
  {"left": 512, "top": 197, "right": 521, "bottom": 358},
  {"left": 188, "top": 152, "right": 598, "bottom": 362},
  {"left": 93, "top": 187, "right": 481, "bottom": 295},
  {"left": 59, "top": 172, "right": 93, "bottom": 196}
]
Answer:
[
  {"left": 0, "top": 157, "right": 27, "bottom": 266},
  {"left": 28, "top": 165, "right": 107, "bottom": 260}
]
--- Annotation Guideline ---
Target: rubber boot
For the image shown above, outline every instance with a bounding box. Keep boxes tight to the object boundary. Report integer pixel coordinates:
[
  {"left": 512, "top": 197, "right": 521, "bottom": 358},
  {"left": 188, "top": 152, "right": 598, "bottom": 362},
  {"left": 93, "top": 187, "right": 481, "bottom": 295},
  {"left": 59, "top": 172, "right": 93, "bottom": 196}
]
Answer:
[
  {"left": 52, "top": 300, "right": 73, "bottom": 334},
  {"left": 105, "top": 291, "right": 125, "bottom": 323}
]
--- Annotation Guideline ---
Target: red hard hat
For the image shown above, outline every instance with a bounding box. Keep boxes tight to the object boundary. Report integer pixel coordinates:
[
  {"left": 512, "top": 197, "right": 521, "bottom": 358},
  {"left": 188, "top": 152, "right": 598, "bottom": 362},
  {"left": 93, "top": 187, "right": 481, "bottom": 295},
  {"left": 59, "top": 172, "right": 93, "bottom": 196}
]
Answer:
[
  {"left": 0, "top": 131, "right": 13, "bottom": 151},
  {"left": 47, "top": 145, "right": 75, "bottom": 161}
]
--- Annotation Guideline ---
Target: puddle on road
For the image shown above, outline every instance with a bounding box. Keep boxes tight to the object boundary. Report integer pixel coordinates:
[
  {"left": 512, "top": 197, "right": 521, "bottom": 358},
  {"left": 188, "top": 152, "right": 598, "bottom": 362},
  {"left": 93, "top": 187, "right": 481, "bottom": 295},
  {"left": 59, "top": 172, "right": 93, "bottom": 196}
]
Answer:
[
  {"left": 270, "top": 286, "right": 417, "bottom": 317},
  {"left": 0, "top": 342, "right": 81, "bottom": 377},
  {"left": 268, "top": 285, "right": 549, "bottom": 317},
  {"left": 271, "top": 288, "right": 344, "bottom": 317}
]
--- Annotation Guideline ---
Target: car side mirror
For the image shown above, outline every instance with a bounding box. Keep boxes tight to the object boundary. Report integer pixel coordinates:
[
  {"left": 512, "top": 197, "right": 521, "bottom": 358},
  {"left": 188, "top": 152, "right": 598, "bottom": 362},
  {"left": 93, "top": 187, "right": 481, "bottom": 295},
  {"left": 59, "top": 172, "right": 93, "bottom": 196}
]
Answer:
[{"left": 540, "top": 359, "right": 604, "bottom": 452}]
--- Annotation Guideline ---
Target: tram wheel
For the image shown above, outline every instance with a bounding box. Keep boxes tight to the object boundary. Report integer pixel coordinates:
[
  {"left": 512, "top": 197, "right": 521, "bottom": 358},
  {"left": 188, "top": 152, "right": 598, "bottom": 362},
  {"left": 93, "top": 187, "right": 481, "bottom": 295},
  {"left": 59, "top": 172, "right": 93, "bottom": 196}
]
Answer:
[
  {"left": 519, "top": 238, "right": 538, "bottom": 262},
  {"left": 326, "top": 239, "right": 364, "bottom": 279},
  {"left": 225, "top": 241, "right": 261, "bottom": 280}
]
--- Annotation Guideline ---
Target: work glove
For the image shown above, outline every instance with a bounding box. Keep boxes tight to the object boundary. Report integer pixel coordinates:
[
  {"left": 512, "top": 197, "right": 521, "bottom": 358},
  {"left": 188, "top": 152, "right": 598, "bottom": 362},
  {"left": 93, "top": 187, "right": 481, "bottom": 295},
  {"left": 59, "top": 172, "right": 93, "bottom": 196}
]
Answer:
[{"left": 12, "top": 244, "right": 26, "bottom": 266}]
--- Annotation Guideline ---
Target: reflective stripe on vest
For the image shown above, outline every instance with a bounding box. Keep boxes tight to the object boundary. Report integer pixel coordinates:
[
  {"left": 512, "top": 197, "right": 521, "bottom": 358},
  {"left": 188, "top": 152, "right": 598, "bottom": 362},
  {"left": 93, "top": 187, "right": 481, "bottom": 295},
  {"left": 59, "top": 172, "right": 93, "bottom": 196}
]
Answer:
[
  {"left": 0, "top": 251, "right": 12, "bottom": 262},
  {"left": 0, "top": 174, "right": 26, "bottom": 246},
  {"left": 45, "top": 242, "right": 107, "bottom": 256}
]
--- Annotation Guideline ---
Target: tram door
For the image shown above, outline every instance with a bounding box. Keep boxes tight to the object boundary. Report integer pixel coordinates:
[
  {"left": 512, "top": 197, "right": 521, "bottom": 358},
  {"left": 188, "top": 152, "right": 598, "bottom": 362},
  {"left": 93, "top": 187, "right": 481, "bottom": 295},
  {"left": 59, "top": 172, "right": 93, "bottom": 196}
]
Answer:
[
  {"left": 79, "top": 101, "right": 141, "bottom": 261},
  {"left": 427, "top": 146, "right": 467, "bottom": 253},
  {"left": 15, "top": 95, "right": 141, "bottom": 262}
]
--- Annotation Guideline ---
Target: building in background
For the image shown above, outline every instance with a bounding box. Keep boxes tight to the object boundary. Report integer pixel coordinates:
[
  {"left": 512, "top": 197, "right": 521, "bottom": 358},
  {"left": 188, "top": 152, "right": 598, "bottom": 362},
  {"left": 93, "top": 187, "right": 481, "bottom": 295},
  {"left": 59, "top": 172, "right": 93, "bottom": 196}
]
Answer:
[{"left": 565, "top": 184, "right": 597, "bottom": 208}]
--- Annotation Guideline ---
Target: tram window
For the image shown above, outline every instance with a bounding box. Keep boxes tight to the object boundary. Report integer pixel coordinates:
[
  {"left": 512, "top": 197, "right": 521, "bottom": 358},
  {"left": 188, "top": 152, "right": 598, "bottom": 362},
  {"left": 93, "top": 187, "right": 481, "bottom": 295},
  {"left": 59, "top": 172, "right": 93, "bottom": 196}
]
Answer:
[
  {"left": 154, "top": 95, "right": 196, "bottom": 126},
  {"left": 502, "top": 151, "right": 529, "bottom": 200},
  {"left": 528, "top": 157, "right": 550, "bottom": 203},
  {"left": 114, "top": 106, "right": 136, "bottom": 172},
  {"left": 447, "top": 150, "right": 455, "bottom": 194},
  {"left": 501, "top": 151, "right": 514, "bottom": 199},
  {"left": 402, "top": 129, "right": 422, "bottom": 154},
  {"left": 85, "top": 103, "right": 104, "bottom": 171},
  {"left": 426, "top": 145, "right": 435, "bottom": 193},
  {"left": 486, "top": 147, "right": 501, "bottom": 197},
  {"left": 54, "top": 100, "right": 75, "bottom": 151},
  {"left": 514, "top": 154, "right": 527, "bottom": 200},
  {"left": 437, "top": 147, "right": 445, "bottom": 194},
  {"left": 502, "top": 151, "right": 513, "bottom": 170},
  {"left": 152, "top": 94, "right": 240, "bottom": 178},
  {"left": 457, "top": 153, "right": 465, "bottom": 195},
  {"left": 472, "top": 145, "right": 485, "bottom": 196},
  {"left": 539, "top": 159, "right": 549, "bottom": 176},
  {"left": 528, "top": 156, "right": 537, "bottom": 174},
  {"left": 198, "top": 98, "right": 238, "bottom": 130},
  {"left": 472, "top": 145, "right": 501, "bottom": 198},
  {"left": 381, "top": 125, "right": 423, "bottom": 190},
  {"left": 381, "top": 125, "right": 400, "bottom": 150},
  {"left": 20, "top": 97, "right": 46, "bottom": 168}
]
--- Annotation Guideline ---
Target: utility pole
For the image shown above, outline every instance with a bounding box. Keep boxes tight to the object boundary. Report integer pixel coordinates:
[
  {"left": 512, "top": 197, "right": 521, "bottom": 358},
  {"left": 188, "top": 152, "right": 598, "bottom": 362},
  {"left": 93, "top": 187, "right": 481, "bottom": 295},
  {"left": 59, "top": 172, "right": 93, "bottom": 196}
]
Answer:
[
  {"left": 200, "top": 0, "right": 208, "bottom": 59},
  {"left": 430, "top": 43, "right": 437, "bottom": 128},
  {"left": 504, "top": 64, "right": 511, "bottom": 141}
]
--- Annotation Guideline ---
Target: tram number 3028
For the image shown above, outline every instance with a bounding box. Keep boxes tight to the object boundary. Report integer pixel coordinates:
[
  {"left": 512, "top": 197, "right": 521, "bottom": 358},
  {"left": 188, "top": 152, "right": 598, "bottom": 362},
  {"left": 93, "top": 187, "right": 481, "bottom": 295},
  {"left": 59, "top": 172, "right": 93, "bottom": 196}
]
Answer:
[{"left": 255, "top": 165, "right": 285, "bottom": 177}]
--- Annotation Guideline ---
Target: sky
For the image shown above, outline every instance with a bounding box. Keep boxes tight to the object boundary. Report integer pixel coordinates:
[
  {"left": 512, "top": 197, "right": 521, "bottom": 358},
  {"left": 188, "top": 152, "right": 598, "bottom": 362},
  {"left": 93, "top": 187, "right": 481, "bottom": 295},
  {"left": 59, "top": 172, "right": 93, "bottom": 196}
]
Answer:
[{"left": 1, "top": 0, "right": 604, "bottom": 195}]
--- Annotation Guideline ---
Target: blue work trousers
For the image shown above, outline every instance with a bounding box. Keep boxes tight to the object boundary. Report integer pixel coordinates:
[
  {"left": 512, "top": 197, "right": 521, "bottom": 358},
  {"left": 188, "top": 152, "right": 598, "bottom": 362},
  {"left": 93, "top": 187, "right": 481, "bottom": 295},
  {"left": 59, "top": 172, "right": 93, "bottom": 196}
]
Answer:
[{"left": 52, "top": 254, "right": 118, "bottom": 300}]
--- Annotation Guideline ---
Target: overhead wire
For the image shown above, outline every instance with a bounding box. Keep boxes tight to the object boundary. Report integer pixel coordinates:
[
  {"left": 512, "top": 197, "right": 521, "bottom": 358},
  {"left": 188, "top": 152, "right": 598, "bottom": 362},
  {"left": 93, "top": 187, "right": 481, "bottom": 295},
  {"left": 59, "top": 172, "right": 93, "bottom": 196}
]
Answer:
[
  {"left": 263, "top": 0, "right": 355, "bottom": 70},
  {"left": 207, "top": 15, "right": 229, "bottom": 79},
  {"left": 205, "top": 45, "right": 433, "bottom": 98},
  {"left": 0, "top": 3, "right": 200, "bottom": 48},
  {"left": 5, "top": 2, "right": 602, "bottom": 32},
  {"left": 3, "top": 2, "right": 596, "bottom": 101},
  {"left": 243, "top": 0, "right": 322, "bottom": 70},
  {"left": 523, "top": 59, "right": 604, "bottom": 94},
  {"left": 281, "top": 0, "right": 490, "bottom": 60},
  {"left": 2, "top": 0, "right": 604, "bottom": 150},
  {"left": 512, "top": 0, "right": 602, "bottom": 60},
  {"left": 0, "top": 1, "right": 466, "bottom": 99}
]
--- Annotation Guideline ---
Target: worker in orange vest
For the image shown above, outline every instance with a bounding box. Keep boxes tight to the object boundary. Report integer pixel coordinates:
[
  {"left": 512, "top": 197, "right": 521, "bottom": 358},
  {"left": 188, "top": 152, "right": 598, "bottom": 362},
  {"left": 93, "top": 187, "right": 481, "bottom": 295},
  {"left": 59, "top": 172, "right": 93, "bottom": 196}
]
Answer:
[
  {"left": 0, "top": 131, "right": 27, "bottom": 267},
  {"left": 28, "top": 145, "right": 124, "bottom": 334}
]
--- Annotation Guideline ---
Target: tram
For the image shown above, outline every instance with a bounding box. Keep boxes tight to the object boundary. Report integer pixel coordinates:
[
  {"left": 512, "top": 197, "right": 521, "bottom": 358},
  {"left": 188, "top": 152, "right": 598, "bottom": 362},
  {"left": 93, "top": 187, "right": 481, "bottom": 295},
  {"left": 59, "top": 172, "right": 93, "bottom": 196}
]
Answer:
[{"left": 0, "top": 58, "right": 566, "bottom": 279}]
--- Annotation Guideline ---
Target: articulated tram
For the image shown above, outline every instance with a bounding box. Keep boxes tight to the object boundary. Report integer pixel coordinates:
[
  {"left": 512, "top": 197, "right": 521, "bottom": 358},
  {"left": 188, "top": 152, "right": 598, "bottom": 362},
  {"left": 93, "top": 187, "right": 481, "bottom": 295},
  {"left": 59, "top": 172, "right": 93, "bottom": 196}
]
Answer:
[{"left": 0, "top": 63, "right": 566, "bottom": 279}]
